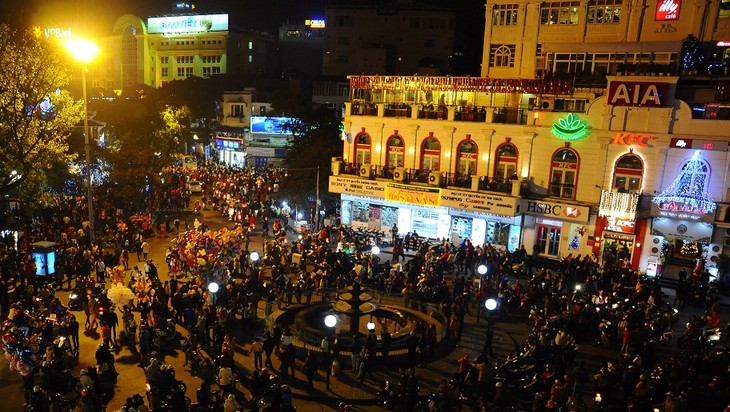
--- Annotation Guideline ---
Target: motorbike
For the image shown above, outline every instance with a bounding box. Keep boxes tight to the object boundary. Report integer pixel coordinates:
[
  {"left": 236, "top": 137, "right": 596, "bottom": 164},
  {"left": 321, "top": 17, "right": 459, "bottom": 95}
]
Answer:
[{"left": 68, "top": 286, "right": 87, "bottom": 311}]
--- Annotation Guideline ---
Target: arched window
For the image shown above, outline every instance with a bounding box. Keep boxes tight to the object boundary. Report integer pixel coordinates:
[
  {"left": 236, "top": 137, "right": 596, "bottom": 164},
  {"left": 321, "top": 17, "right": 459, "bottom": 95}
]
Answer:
[
  {"left": 613, "top": 153, "right": 644, "bottom": 192},
  {"left": 456, "top": 139, "right": 478, "bottom": 175},
  {"left": 493, "top": 45, "right": 512, "bottom": 67},
  {"left": 386, "top": 135, "right": 405, "bottom": 168},
  {"left": 420, "top": 136, "right": 441, "bottom": 170},
  {"left": 494, "top": 142, "right": 518, "bottom": 181},
  {"left": 354, "top": 132, "right": 371, "bottom": 166},
  {"left": 549, "top": 148, "right": 579, "bottom": 199}
]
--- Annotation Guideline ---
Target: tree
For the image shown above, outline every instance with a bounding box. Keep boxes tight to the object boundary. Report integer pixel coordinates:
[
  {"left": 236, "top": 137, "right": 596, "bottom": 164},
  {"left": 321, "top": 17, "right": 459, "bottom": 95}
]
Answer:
[
  {"left": 92, "top": 91, "right": 190, "bottom": 211},
  {"left": 0, "top": 25, "right": 83, "bottom": 208},
  {"left": 680, "top": 34, "right": 706, "bottom": 74}
]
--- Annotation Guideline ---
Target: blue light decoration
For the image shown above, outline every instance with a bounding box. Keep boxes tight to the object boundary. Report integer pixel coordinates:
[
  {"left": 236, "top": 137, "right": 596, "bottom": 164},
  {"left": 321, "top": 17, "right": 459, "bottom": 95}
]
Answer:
[
  {"left": 652, "top": 151, "right": 717, "bottom": 215},
  {"left": 550, "top": 113, "right": 589, "bottom": 141}
]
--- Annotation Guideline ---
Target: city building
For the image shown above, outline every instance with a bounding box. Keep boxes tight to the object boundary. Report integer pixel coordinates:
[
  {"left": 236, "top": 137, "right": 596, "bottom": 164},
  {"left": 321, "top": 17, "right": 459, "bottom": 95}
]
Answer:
[
  {"left": 330, "top": 72, "right": 730, "bottom": 280},
  {"left": 81, "top": 13, "right": 272, "bottom": 92},
  {"left": 323, "top": 2, "right": 455, "bottom": 76}
]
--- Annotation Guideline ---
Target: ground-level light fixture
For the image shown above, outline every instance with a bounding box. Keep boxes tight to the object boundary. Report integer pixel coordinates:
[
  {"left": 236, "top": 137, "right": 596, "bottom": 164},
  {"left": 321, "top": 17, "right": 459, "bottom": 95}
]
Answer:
[
  {"left": 250, "top": 251, "right": 260, "bottom": 262},
  {"left": 324, "top": 314, "right": 338, "bottom": 328},
  {"left": 485, "top": 298, "right": 498, "bottom": 311},
  {"left": 477, "top": 264, "right": 487, "bottom": 275},
  {"left": 371, "top": 246, "right": 380, "bottom": 255},
  {"left": 207, "top": 282, "right": 219, "bottom": 293}
]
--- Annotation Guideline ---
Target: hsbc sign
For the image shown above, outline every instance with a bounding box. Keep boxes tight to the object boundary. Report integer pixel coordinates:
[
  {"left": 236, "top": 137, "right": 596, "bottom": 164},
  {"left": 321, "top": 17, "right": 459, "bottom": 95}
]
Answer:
[
  {"left": 522, "top": 200, "right": 590, "bottom": 223},
  {"left": 607, "top": 81, "right": 669, "bottom": 107}
]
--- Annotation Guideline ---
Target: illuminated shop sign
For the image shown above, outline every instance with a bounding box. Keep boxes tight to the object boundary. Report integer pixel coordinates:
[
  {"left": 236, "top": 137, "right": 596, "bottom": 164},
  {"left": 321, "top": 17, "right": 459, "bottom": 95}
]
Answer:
[
  {"left": 250, "top": 117, "right": 295, "bottom": 135},
  {"left": 605, "top": 216, "right": 636, "bottom": 234},
  {"left": 551, "top": 113, "right": 589, "bottom": 141},
  {"left": 440, "top": 189, "right": 518, "bottom": 216},
  {"left": 522, "top": 200, "right": 590, "bottom": 223},
  {"left": 385, "top": 183, "right": 440, "bottom": 207},
  {"left": 669, "top": 138, "right": 729, "bottom": 151},
  {"left": 34, "top": 26, "right": 75, "bottom": 39},
  {"left": 147, "top": 14, "right": 228, "bottom": 34},
  {"left": 607, "top": 81, "right": 668, "bottom": 107},
  {"left": 329, "top": 176, "right": 386, "bottom": 198},
  {"left": 305, "top": 19, "right": 325, "bottom": 28},
  {"left": 611, "top": 133, "right": 657, "bottom": 147},
  {"left": 655, "top": 0, "right": 681, "bottom": 21}
]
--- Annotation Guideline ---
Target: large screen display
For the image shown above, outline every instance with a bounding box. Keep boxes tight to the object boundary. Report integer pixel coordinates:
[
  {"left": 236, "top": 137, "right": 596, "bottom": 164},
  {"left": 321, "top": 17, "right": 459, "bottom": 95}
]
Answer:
[
  {"left": 250, "top": 117, "right": 295, "bottom": 135},
  {"left": 148, "top": 14, "right": 228, "bottom": 34}
]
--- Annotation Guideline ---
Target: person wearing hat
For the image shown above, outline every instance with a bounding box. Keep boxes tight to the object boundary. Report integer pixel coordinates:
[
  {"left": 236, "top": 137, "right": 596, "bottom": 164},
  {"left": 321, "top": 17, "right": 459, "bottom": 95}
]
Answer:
[{"left": 223, "top": 394, "right": 242, "bottom": 412}]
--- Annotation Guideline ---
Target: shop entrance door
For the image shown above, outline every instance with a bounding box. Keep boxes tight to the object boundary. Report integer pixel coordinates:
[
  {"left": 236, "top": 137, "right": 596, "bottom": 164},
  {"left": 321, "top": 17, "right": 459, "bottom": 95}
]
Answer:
[{"left": 537, "top": 225, "right": 561, "bottom": 256}]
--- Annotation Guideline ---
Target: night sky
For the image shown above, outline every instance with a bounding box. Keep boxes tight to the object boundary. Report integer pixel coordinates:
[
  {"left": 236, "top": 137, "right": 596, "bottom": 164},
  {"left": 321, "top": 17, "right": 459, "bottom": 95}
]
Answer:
[{"left": 1, "top": 0, "right": 484, "bottom": 75}]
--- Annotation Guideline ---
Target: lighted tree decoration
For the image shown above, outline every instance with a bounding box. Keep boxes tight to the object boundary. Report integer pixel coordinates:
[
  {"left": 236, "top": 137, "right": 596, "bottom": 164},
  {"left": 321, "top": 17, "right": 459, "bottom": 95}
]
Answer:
[
  {"left": 569, "top": 236, "right": 580, "bottom": 250},
  {"left": 652, "top": 151, "right": 716, "bottom": 215},
  {"left": 680, "top": 34, "right": 706, "bottom": 74},
  {"left": 680, "top": 240, "right": 698, "bottom": 257}
]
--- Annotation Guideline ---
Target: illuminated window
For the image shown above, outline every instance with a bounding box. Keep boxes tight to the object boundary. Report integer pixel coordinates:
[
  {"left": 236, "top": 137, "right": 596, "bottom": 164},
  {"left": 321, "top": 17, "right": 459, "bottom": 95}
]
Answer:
[
  {"left": 354, "top": 132, "right": 372, "bottom": 166},
  {"left": 491, "top": 45, "right": 515, "bottom": 67},
  {"left": 587, "top": 0, "right": 622, "bottom": 24},
  {"left": 549, "top": 148, "right": 579, "bottom": 199},
  {"left": 492, "top": 4, "right": 519, "bottom": 26},
  {"left": 456, "top": 139, "right": 478, "bottom": 176},
  {"left": 386, "top": 135, "right": 405, "bottom": 168},
  {"left": 540, "top": 1, "right": 580, "bottom": 25},
  {"left": 612, "top": 153, "right": 643, "bottom": 192},
  {"left": 678, "top": 157, "right": 710, "bottom": 194},
  {"left": 248, "top": 41, "right": 253, "bottom": 49},
  {"left": 722, "top": 0, "right": 730, "bottom": 18},
  {"left": 161, "top": 68, "right": 168, "bottom": 77},
  {"left": 494, "top": 143, "right": 518, "bottom": 181},
  {"left": 420, "top": 137, "right": 441, "bottom": 171}
]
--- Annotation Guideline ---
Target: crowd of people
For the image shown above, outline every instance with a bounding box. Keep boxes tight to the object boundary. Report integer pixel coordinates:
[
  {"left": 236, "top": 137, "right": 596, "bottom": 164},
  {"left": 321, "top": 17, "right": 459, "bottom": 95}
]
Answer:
[{"left": 0, "top": 157, "right": 728, "bottom": 412}]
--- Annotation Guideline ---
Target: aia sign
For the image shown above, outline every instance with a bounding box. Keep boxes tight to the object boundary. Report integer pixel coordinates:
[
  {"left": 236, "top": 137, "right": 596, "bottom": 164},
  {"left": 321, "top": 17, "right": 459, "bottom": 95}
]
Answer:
[
  {"left": 655, "top": 0, "right": 681, "bottom": 21},
  {"left": 608, "top": 81, "right": 669, "bottom": 107}
]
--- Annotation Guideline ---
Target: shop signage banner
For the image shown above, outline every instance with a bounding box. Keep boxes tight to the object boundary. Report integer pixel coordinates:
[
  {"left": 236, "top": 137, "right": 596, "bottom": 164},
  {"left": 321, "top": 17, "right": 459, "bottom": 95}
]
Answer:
[
  {"left": 148, "top": 14, "right": 228, "bottom": 34},
  {"left": 328, "top": 176, "right": 386, "bottom": 199},
  {"left": 385, "top": 183, "right": 440, "bottom": 207},
  {"left": 650, "top": 202, "right": 715, "bottom": 223},
  {"left": 607, "top": 81, "right": 668, "bottom": 107},
  {"left": 651, "top": 217, "right": 713, "bottom": 242},
  {"left": 441, "top": 189, "right": 517, "bottom": 216},
  {"left": 521, "top": 199, "right": 590, "bottom": 223},
  {"left": 611, "top": 133, "right": 657, "bottom": 147},
  {"left": 605, "top": 216, "right": 636, "bottom": 234},
  {"left": 669, "top": 138, "right": 729, "bottom": 151},
  {"left": 246, "top": 147, "right": 276, "bottom": 157}
]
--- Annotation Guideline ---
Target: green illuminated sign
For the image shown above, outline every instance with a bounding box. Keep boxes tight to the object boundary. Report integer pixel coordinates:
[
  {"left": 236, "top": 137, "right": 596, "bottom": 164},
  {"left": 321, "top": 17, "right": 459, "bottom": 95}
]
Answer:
[{"left": 551, "top": 113, "right": 589, "bottom": 141}]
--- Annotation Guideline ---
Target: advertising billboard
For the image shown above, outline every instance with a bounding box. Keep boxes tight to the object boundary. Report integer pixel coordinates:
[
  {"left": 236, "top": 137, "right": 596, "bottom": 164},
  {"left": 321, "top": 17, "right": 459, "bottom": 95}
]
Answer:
[
  {"left": 250, "top": 117, "right": 294, "bottom": 135},
  {"left": 655, "top": 0, "right": 681, "bottom": 21},
  {"left": 147, "top": 14, "right": 228, "bottom": 34}
]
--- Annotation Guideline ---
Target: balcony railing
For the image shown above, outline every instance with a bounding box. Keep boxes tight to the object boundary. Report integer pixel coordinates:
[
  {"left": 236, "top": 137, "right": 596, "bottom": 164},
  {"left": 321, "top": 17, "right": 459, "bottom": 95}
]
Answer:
[
  {"left": 492, "top": 108, "right": 527, "bottom": 124},
  {"left": 477, "top": 178, "right": 514, "bottom": 194},
  {"left": 444, "top": 172, "right": 473, "bottom": 188},
  {"left": 383, "top": 104, "right": 412, "bottom": 118},
  {"left": 550, "top": 183, "right": 575, "bottom": 199},
  {"left": 351, "top": 102, "right": 378, "bottom": 116},
  {"left": 417, "top": 105, "right": 448, "bottom": 120},
  {"left": 454, "top": 107, "right": 487, "bottom": 122}
]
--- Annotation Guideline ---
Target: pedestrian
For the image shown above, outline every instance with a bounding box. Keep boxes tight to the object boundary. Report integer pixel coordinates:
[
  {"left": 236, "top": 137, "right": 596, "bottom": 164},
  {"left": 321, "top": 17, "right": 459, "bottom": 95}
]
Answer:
[
  {"left": 141, "top": 241, "right": 150, "bottom": 261},
  {"left": 381, "top": 328, "right": 391, "bottom": 363},
  {"left": 95, "top": 259, "right": 106, "bottom": 283},
  {"left": 483, "top": 323, "right": 495, "bottom": 358},
  {"left": 351, "top": 335, "right": 362, "bottom": 373},
  {"left": 251, "top": 337, "right": 264, "bottom": 370},
  {"left": 68, "top": 315, "right": 80, "bottom": 355},
  {"left": 218, "top": 364, "right": 234, "bottom": 396},
  {"left": 303, "top": 350, "right": 318, "bottom": 389},
  {"left": 263, "top": 332, "right": 275, "bottom": 369}
]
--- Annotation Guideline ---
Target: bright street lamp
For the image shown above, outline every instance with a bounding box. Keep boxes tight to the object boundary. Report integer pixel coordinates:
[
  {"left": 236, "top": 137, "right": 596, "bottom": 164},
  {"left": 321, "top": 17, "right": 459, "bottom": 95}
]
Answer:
[
  {"left": 250, "top": 251, "right": 260, "bottom": 262},
  {"left": 371, "top": 246, "right": 380, "bottom": 255},
  {"left": 207, "top": 282, "right": 220, "bottom": 293},
  {"left": 485, "top": 298, "right": 498, "bottom": 311},
  {"left": 324, "top": 314, "right": 338, "bottom": 328},
  {"left": 477, "top": 264, "right": 488, "bottom": 276},
  {"left": 65, "top": 38, "right": 99, "bottom": 244}
]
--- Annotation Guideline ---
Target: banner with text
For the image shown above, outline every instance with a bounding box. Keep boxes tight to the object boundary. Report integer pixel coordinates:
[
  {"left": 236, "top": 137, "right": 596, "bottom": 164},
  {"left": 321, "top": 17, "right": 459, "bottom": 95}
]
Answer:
[
  {"left": 328, "top": 176, "right": 386, "bottom": 199},
  {"left": 441, "top": 189, "right": 517, "bottom": 216},
  {"left": 521, "top": 199, "right": 590, "bottom": 223},
  {"left": 385, "top": 183, "right": 441, "bottom": 207}
]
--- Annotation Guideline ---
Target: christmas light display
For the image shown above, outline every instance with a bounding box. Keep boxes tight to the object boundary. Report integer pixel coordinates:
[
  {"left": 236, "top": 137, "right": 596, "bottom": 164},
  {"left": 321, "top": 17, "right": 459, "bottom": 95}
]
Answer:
[
  {"left": 680, "top": 240, "right": 698, "bottom": 256},
  {"left": 652, "top": 151, "right": 716, "bottom": 214},
  {"left": 599, "top": 190, "right": 640, "bottom": 220}
]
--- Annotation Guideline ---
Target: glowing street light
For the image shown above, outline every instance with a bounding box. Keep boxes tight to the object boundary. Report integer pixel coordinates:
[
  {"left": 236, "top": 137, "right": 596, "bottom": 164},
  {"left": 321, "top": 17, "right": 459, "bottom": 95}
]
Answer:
[
  {"left": 371, "top": 246, "right": 381, "bottom": 255},
  {"left": 65, "top": 38, "right": 99, "bottom": 244},
  {"left": 207, "top": 282, "right": 219, "bottom": 293},
  {"left": 250, "top": 251, "right": 260, "bottom": 262},
  {"left": 477, "top": 264, "right": 488, "bottom": 275},
  {"left": 485, "top": 298, "right": 498, "bottom": 311},
  {"left": 324, "top": 314, "right": 337, "bottom": 328},
  {"left": 367, "top": 321, "right": 376, "bottom": 331}
]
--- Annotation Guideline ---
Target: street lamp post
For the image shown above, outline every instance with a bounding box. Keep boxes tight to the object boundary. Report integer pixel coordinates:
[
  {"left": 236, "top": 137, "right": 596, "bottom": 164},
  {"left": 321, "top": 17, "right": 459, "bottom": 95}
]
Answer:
[{"left": 65, "top": 39, "right": 99, "bottom": 244}]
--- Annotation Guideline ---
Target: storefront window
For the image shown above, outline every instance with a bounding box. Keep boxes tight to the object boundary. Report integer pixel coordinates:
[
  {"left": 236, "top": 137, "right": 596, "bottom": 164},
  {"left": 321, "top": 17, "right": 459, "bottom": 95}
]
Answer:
[
  {"left": 537, "top": 224, "right": 562, "bottom": 256},
  {"left": 450, "top": 216, "right": 473, "bottom": 243},
  {"left": 412, "top": 208, "right": 440, "bottom": 239},
  {"left": 456, "top": 139, "right": 478, "bottom": 175},
  {"left": 380, "top": 206, "right": 398, "bottom": 227},
  {"left": 386, "top": 135, "right": 405, "bottom": 168},
  {"left": 613, "top": 153, "right": 643, "bottom": 193},
  {"left": 549, "top": 148, "right": 579, "bottom": 199},
  {"left": 354, "top": 132, "right": 372, "bottom": 166},
  {"left": 421, "top": 137, "right": 441, "bottom": 171},
  {"left": 494, "top": 142, "right": 518, "bottom": 180},
  {"left": 352, "top": 201, "right": 370, "bottom": 223},
  {"left": 485, "top": 221, "right": 512, "bottom": 246}
]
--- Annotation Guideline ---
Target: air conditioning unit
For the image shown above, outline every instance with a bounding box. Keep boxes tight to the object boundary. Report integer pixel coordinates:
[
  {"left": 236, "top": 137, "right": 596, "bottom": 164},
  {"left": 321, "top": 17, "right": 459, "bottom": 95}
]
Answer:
[
  {"left": 360, "top": 164, "right": 372, "bottom": 178},
  {"left": 393, "top": 167, "right": 406, "bottom": 182},
  {"left": 428, "top": 171, "right": 441, "bottom": 187},
  {"left": 539, "top": 98, "right": 555, "bottom": 111},
  {"left": 706, "top": 244, "right": 723, "bottom": 268},
  {"left": 331, "top": 157, "right": 343, "bottom": 176},
  {"left": 648, "top": 235, "right": 664, "bottom": 256}
]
